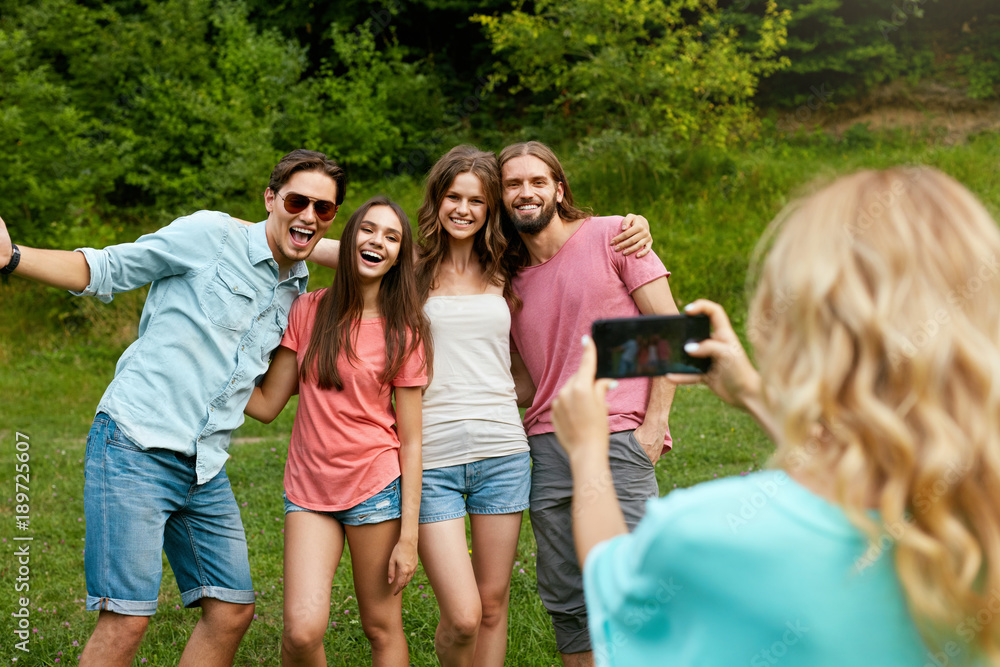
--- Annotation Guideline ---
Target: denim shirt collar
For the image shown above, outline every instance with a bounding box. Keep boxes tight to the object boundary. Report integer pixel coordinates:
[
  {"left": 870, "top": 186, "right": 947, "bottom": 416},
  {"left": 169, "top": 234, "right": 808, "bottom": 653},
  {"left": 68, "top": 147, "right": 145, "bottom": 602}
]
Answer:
[{"left": 248, "top": 219, "right": 308, "bottom": 281}]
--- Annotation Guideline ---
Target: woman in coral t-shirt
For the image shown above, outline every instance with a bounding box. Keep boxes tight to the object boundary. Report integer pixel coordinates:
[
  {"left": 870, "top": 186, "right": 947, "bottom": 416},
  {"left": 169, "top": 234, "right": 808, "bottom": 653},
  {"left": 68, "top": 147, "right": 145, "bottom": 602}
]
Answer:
[{"left": 245, "top": 196, "right": 430, "bottom": 666}]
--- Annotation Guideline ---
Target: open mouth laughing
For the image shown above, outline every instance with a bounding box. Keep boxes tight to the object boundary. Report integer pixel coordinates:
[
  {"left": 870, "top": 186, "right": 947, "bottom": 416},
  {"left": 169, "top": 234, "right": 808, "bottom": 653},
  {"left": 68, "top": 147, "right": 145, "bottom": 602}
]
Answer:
[
  {"left": 289, "top": 226, "right": 316, "bottom": 248},
  {"left": 360, "top": 248, "right": 386, "bottom": 265}
]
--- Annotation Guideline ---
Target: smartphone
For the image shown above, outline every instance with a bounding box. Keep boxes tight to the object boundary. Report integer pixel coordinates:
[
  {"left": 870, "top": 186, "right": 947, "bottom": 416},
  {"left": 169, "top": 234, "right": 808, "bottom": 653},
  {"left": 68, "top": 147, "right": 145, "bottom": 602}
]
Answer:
[{"left": 592, "top": 314, "right": 711, "bottom": 378}]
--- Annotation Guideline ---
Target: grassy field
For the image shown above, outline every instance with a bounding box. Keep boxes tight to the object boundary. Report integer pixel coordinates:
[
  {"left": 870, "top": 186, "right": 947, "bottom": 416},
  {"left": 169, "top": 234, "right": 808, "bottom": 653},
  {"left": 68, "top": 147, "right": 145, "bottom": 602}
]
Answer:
[{"left": 1, "top": 128, "right": 999, "bottom": 665}]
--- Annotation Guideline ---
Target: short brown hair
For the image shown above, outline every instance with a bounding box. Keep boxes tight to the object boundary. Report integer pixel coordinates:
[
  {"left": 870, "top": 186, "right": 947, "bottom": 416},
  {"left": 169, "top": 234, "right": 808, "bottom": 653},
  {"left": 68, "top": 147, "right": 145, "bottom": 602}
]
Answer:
[{"left": 268, "top": 149, "right": 347, "bottom": 205}]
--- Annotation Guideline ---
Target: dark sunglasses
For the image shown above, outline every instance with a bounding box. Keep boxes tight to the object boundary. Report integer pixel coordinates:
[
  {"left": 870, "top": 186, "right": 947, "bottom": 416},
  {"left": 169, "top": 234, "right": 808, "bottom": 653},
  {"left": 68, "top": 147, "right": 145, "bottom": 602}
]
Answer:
[{"left": 275, "top": 191, "right": 338, "bottom": 221}]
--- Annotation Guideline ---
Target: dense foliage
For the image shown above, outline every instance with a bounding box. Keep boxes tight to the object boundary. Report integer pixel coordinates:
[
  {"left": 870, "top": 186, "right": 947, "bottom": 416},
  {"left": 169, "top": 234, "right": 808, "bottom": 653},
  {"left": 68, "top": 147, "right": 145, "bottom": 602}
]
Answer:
[
  {"left": 0, "top": 0, "right": 996, "bottom": 248},
  {"left": 474, "top": 0, "right": 791, "bottom": 148},
  {"left": 726, "top": 0, "right": 1000, "bottom": 105}
]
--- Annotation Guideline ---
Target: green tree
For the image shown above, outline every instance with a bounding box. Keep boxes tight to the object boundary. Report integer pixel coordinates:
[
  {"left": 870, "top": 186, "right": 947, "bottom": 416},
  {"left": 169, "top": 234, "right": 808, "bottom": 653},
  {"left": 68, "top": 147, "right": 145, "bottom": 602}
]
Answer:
[
  {"left": 0, "top": 0, "right": 456, "bottom": 252},
  {"left": 1, "top": 0, "right": 312, "bottom": 246},
  {"left": 474, "top": 0, "right": 791, "bottom": 148}
]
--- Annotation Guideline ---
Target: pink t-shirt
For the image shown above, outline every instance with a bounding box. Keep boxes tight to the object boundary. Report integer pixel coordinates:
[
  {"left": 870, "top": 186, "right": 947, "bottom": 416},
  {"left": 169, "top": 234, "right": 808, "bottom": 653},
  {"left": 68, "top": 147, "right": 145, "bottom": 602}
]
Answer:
[
  {"left": 281, "top": 289, "right": 427, "bottom": 511},
  {"left": 510, "top": 216, "right": 672, "bottom": 447}
]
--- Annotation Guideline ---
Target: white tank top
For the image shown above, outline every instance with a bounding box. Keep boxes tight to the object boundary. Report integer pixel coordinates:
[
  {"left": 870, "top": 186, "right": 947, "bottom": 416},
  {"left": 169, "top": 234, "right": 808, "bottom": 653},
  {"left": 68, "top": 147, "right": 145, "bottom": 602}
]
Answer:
[{"left": 421, "top": 294, "right": 529, "bottom": 469}]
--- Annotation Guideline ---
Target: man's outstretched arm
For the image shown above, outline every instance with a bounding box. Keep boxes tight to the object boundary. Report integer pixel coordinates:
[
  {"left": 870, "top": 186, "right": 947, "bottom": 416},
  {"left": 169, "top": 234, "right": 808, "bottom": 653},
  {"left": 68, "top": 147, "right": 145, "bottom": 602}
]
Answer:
[{"left": 0, "top": 215, "right": 91, "bottom": 291}]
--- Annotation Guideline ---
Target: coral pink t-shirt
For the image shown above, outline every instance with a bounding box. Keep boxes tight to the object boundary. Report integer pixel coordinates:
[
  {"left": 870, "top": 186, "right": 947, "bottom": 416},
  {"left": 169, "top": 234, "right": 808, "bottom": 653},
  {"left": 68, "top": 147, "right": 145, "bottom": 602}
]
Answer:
[
  {"left": 280, "top": 289, "right": 427, "bottom": 511},
  {"left": 510, "top": 216, "right": 672, "bottom": 447}
]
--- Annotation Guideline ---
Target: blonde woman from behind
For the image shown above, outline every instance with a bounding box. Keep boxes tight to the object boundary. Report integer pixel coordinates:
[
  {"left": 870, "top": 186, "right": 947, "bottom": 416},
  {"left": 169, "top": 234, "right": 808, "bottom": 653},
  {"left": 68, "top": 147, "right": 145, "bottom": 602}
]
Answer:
[{"left": 553, "top": 167, "right": 1000, "bottom": 666}]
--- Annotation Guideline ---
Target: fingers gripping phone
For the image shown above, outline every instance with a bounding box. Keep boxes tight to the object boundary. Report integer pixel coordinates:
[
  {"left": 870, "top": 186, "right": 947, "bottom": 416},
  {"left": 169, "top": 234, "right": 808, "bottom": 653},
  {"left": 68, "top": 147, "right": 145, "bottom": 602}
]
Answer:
[{"left": 593, "top": 314, "right": 712, "bottom": 378}]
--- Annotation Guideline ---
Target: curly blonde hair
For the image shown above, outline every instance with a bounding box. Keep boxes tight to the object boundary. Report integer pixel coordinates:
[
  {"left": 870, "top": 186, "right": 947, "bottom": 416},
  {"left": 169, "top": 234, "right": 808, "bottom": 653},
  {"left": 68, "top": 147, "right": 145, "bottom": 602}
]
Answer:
[{"left": 748, "top": 167, "right": 1000, "bottom": 658}]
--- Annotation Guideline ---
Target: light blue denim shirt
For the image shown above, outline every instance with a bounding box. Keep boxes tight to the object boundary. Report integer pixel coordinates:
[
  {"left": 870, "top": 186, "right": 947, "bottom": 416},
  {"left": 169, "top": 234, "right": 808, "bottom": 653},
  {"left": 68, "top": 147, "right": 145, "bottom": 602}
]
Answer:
[{"left": 73, "top": 211, "right": 307, "bottom": 484}]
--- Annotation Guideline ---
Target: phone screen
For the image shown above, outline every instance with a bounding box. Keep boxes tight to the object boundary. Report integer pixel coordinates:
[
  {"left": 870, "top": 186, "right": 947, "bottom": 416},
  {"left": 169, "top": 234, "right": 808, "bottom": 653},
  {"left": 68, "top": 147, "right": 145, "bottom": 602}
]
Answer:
[{"left": 592, "top": 314, "right": 711, "bottom": 378}]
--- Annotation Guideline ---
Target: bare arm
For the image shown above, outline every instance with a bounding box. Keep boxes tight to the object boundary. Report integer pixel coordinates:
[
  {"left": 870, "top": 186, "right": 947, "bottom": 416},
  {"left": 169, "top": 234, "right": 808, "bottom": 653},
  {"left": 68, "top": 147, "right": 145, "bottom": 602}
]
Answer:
[
  {"left": 630, "top": 276, "right": 679, "bottom": 462},
  {"left": 552, "top": 337, "right": 628, "bottom": 563},
  {"left": 0, "top": 214, "right": 91, "bottom": 291},
  {"left": 244, "top": 346, "right": 299, "bottom": 423},
  {"left": 388, "top": 385, "right": 422, "bottom": 595},
  {"left": 306, "top": 238, "right": 339, "bottom": 269},
  {"left": 510, "top": 351, "right": 536, "bottom": 408}
]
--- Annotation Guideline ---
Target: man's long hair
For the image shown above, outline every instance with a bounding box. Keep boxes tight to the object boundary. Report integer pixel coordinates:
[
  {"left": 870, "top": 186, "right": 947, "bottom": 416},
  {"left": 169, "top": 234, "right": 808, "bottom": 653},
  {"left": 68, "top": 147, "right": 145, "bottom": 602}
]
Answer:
[{"left": 497, "top": 141, "right": 592, "bottom": 282}]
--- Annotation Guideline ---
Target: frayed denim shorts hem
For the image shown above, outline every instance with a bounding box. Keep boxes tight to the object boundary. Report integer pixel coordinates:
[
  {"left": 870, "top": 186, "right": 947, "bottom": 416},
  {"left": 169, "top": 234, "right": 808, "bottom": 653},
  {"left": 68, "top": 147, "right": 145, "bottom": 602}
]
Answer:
[
  {"left": 283, "top": 477, "right": 401, "bottom": 526},
  {"left": 419, "top": 451, "right": 530, "bottom": 524}
]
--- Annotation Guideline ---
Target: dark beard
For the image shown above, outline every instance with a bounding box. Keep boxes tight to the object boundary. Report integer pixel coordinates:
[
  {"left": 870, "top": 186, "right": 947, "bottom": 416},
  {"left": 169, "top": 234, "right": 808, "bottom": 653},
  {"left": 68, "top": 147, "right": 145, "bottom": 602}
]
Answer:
[{"left": 508, "top": 197, "right": 557, "bottom": 236}]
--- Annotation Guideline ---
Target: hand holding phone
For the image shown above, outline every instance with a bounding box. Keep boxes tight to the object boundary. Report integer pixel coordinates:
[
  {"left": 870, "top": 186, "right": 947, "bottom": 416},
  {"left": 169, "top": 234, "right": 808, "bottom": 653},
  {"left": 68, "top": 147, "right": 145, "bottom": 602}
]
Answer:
[{"left": 592, "top": 314, "right": 711, "bottom": 378}]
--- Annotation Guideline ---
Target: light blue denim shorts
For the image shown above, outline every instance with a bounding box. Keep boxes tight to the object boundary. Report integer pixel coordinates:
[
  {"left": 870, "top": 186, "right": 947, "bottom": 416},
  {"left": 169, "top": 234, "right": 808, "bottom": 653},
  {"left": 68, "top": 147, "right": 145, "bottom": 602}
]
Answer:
[
  {"left": 283, "top": 477, "right": 401, "bottom": 526},
  {"left": 83, "top": 414, "right": 255, "bottom": 616},
  {"left": 419, "top": 451, "right": 531, "bottom": 523}
]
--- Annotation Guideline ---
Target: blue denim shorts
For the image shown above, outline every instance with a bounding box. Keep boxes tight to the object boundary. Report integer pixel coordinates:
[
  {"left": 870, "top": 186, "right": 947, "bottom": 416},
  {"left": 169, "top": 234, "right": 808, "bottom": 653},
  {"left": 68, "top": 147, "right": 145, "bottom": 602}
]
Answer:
[
  {"left": 419, "top": 451, "right": 531, "bottom": 524},
  {"left": 83, "top": 414, "right": 255, "bottom": 616},
  {"left": 283, "top": 477, "right": 401, "bottom": 526}
]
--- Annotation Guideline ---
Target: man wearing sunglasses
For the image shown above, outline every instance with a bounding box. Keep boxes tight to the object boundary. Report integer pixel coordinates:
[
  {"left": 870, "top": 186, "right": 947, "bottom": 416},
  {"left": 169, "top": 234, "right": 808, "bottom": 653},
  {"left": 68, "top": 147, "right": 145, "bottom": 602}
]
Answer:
[{"left": 0, "top": 149, "right": 344, "bottom": 667}]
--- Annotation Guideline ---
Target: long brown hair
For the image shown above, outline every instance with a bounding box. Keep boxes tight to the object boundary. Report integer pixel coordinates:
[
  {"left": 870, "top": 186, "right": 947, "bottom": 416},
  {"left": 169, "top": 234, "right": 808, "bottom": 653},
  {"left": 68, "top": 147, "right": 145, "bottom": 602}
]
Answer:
[
  {"left": 497, "top": 141, "right": 592, "bottom": 279},
  {"left": 301, "top": 196, "right": 430, "bottom": 391},
  {"left": 415, "top": 145, "right": 520, "bottom": 309}
]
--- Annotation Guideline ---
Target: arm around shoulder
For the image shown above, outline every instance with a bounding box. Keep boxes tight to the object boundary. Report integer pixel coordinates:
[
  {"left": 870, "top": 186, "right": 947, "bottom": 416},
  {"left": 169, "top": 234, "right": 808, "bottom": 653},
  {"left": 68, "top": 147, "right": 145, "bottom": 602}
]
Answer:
[{"left": 307, "top": 238, "right": 340, "bottom": 269}]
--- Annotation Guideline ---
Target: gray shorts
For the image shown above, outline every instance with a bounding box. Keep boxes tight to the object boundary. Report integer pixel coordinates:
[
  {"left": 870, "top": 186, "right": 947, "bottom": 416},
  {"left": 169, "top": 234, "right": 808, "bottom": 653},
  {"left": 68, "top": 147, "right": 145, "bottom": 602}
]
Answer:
[{"left": 528, "top": 430, "right": 658, "bottom": 654}]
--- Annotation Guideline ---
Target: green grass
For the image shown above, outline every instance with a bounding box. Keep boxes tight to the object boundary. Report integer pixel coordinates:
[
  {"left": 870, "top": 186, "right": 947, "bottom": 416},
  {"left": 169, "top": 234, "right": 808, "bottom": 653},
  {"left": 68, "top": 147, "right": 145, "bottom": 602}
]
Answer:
[
  {"left": 2, "top": 129, "right": 1000, "bottom": 665},
  {"left": 0, "top": 346, "right": 768, "bottom": 667}
]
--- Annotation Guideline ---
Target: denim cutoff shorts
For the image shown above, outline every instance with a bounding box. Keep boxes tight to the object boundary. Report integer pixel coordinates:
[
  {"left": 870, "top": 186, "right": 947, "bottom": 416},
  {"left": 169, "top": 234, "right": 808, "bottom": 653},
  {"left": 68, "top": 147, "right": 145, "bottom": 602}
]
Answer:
[
  {"left": 283, "top": 477, "right": 401, "bottom": 526},
  {"left": 419, "top": 451, "right": 531, "bottom": 523},
  {"left": 83, "top": 413, "right": 255, "bottom": 616}
]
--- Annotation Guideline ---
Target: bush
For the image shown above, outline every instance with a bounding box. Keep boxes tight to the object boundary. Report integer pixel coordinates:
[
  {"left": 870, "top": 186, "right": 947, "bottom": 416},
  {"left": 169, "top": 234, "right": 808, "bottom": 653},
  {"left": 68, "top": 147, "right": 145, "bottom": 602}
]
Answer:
[
  {"left": 474, "top": 0, "right": 791, "bottom": 148},
  {"left": 0, "top": 0, "right": 451, "bottom": 249}
]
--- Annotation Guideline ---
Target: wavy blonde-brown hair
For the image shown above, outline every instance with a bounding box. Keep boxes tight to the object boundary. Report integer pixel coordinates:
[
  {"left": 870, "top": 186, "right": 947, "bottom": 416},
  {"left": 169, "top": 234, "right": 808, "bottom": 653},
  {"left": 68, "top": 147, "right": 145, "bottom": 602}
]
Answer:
[
  {"left": 415, "top": 145, "right": 520, "bottom": 309},
  {"left": 747, "top": 166, "right": 1000, "bottom": 658}
]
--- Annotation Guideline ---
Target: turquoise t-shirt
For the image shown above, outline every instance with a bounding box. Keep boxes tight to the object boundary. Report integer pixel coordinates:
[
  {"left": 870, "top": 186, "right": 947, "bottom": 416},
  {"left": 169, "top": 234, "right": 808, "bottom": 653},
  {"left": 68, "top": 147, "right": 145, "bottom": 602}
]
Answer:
[{"left": 582, "top": 470, "right": 973, "bottom": 666}]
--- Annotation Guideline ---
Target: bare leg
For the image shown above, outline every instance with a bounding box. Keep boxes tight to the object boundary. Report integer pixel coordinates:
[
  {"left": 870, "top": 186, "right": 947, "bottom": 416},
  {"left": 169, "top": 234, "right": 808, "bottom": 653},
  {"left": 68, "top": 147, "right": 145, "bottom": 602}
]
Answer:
[
  {"left": 178, "top": 598, "right": 255, "bottom": 667},
  {"left": 561, "top": 651, "right": 595, "bottom": 667},
  {"left": 80, "top": 611, "right": 149, "bottom": 667},
  {"left": 281, "top": 512, "right": 345, "bottom": 667},
  {"left": 345, "top": 520, "right": 410, "bottom": 667},
  {"left": 469, "top": 512, "right": 523, "bottom": 667},
  {"left": 418, "top": 518, "right": 482, "bottom": 666}
]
